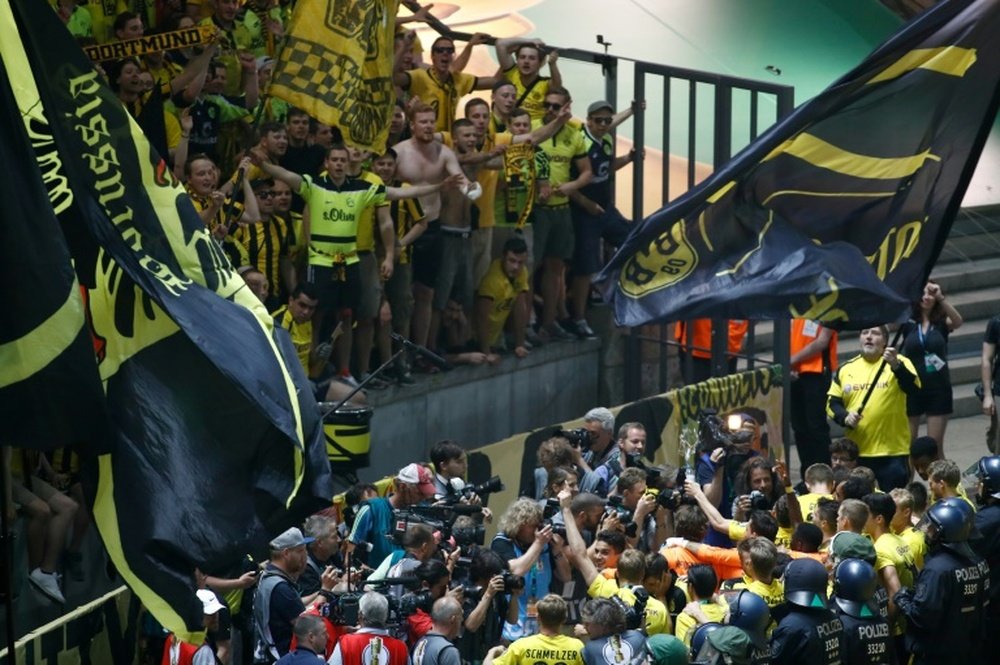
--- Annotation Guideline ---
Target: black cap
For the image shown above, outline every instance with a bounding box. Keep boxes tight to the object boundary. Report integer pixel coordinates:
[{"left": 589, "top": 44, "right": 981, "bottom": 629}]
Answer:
[{"left": 783, "top": 558, "right": 829, "bottom": 609}]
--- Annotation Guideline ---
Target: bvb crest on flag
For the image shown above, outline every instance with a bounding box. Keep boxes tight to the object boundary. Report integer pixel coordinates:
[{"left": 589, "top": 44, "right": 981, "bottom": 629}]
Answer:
[{"left": 269, "top": 0, "right": 397, "bottom": 152}]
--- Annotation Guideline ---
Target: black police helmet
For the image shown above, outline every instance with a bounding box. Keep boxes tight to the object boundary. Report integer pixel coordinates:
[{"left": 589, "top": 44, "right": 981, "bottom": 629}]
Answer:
[
  {"left": 689, "top": 622, "right": 724, "bottom": 658},
  {"left": 926, "top": 499, "right": 971, "bottom": 543},
  {"left": 727, "top": 590, "right": 770, "bottom": 649},
  {"left": 832, "top": 558, "right": 878, "bottom": 619},
  {"left": 978, "top": 456, "right": 1000, "bottom": 500},
  {"left": 783, "top": 558, "right": 829, "bottom": 609}
]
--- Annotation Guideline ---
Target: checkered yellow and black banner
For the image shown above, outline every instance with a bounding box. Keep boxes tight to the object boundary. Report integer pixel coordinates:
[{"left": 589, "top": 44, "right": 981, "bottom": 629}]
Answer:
[{"left": 269, "top": 0, "right": 396, "bottom": 153}]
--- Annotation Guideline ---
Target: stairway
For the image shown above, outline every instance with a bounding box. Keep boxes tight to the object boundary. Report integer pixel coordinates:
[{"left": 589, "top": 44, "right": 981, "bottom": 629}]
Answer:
[{"left": 747, "top": 204, "right": 1000, "bottom": 419}]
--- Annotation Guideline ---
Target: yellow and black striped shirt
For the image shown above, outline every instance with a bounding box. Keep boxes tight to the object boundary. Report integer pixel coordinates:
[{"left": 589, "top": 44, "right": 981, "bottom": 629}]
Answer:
[
  {"left": 388, "top": 183, "right": 425, "bottom": 265},
  {"left": 234, "top": 215, "right": 294, "bottom": 300}
]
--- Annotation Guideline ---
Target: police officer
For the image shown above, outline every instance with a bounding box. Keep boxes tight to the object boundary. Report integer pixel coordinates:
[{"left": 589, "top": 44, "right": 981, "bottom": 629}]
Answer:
[
  {"left": 728, "top": 590, "right": 771, "bottom": 664},
  {"left": 973, "top": 456, "right": 1000, "bottom": 663},
  {"left": 770, "top": 558, "right": 845, "bottom": 665},
  {"left": 895, "top": 500, "right": 988, "bottom": 665},
  {"left": 831, "top": 558, "right": 891, "bottom": 664}
]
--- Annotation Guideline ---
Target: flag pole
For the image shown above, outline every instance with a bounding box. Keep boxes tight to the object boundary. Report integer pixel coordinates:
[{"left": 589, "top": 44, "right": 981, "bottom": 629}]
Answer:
[
  {"left": 0, "top": 447, "right": 17, "bottom": 662},
  {"left": 856, "top": 326, "right": 905, "bottom": 417},
  {"left": 221, "top": 92, "right": 271, "bottom": 231}
]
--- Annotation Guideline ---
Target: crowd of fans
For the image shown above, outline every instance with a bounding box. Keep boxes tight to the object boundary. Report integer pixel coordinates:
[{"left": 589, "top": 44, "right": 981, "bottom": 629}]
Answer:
[{"left": 52, "top": 0, "right": 643, "bottom": 396}]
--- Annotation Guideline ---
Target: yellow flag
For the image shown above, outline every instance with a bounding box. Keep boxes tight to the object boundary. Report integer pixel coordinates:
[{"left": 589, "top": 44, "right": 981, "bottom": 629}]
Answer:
[{"left": 270, "top": 0, "right": 399, "bottom": 153}]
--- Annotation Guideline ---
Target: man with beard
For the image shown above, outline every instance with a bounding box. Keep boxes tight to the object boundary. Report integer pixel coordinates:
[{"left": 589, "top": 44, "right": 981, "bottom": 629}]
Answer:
[
  {"left": 827, "top": 326, "right": 920, "bottom": 491},
  {"left": 394, "top": 103, "right": 469, "bottom": 362}
]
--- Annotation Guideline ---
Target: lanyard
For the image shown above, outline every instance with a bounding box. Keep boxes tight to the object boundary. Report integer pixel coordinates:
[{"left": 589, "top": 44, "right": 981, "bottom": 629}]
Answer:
[{"left": 916, "top": 323, "right": 927, "bottom": 349}]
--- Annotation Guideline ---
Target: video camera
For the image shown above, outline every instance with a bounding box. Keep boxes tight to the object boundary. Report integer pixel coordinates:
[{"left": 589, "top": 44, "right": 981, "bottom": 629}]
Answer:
[
  {"left": 319, "top": 576, "right": 432, "bottom": 626},
  {"left": 392, "top": 504, "right": 486, "bottom": 549},
  {"left": 698, "top": 409, "right": 757, "bottom": 453},
  {"left": 554, "top": 427, "right": 592, "bottom": 450}
]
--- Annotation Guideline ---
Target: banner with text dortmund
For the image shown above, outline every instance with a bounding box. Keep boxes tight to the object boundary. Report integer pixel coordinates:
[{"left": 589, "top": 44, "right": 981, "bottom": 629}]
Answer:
[
  {"left": 598, "top": 0, "right": 1000, "bottom": 329},
  {"left": 269, "top": 0, "right": 398, "bottom": 153},
  {"left": 1, "top": 0, "right": 333, "bottom": 642}
]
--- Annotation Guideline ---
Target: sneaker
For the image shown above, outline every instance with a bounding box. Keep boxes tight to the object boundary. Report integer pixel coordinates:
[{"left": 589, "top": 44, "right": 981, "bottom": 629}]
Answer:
[
  {"left": 572, "top": 319, "right": 597, "bottom": 339},
  {"left": 65, "top": 551, "right": 84, "bottom": 583},
  {"left": 360, "top": 373, "right": 389, "bottom": 390},
  {"left": 336, "top": 373, "right": 361, "bottom": 389},
  {"left": 543, "top": 323, "right": 574, "bottom": 341},
  {"left": 29, "top": 568, "right": 65, "bottom": 604}
]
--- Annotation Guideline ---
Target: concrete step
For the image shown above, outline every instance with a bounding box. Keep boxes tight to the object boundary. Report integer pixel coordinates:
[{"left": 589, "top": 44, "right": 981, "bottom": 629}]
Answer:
[
  {"left": 953, "top": 382, "right": 982, "bottom": 419},
  {"left": 938, "top": 232, "right": 1000, "bottom": 265}
]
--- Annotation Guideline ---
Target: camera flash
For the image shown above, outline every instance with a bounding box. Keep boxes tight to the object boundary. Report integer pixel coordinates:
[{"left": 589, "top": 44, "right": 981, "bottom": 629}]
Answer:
[{"left": 727, "top": 414, "right": 743, "bottom": 431}]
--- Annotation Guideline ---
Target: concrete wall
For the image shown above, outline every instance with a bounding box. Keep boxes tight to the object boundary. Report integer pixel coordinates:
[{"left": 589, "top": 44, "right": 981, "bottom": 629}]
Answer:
[{"left": 346, "top": 339, "right": 603, "bottom": 483}]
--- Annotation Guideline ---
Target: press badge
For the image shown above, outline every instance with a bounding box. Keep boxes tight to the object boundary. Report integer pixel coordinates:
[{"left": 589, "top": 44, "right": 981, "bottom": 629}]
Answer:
[
  {"left": 526, "top": 598, "right": 538, "bottom": 618},
  {"left": 925, "top": 353, "right": 946, "bottom": 373},
  {"left": 803, "top": 320, "right": 820, "bottom": 337}
]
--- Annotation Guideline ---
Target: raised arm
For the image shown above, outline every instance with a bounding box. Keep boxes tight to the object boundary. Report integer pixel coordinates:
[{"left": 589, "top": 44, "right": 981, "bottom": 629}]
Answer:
[
  {"left": 559, "top": 489, "right": 599, "bottom": 585},
  {"left": 254, "top": 153, "right": 304, "bottom": 192}
]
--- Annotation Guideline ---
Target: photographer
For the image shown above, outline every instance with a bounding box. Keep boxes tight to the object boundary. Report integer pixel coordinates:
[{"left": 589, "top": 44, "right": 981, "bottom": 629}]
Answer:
[
  {"left": 405, "top": 558, "right": 463, "bottom": 646},
  {"left": 491, "top": 498, "right": 571, "bottom": 636},
  {"left": 578, "top": 407, "right": 619, "bottom": 493},
  {"left": 299, "top": 514, "right": 341, "bottom": 597},
  {"left": 535, "top": 438, "right": 578, "bottom": 500},
  {"left": 328, "top": 592, "right": 409, "bottom": 665},
  {"left": 731, "top": 458, "right": 783, "bottom": 522},
  {"left": 609, "top": 468, "right": 667, "bottom": 553},
  {"left": 348, "top": 463, "right": 437, "bottom": 569},
  {"left": 429, "top": 440, "right": 470, "bottom": 499},
  {"left": 460, "top": 549, "right": 521, "bottom": 639},
  {"left": 695, "top": 411, "right": 763, "bottom": 547},
  {"left": 368, "top": 523, "right": 437, "bottom": 590},
  {"left": 592, "top": 423, "right": 647, "bottom": 496}
]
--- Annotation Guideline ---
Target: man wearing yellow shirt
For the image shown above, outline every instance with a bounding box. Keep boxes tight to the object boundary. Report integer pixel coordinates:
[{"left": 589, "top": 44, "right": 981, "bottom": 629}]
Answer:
[
  {"left": 475, "top": 237, "right": 530, "bottom": 358},
  {"left": 393, "top": 36, "right": 500, "bottom": 133},
  {"left": 732, "top": 538, "right": 784, "bottom": 607},
  {"left": 889, "top": 488, "right": 926, "bottom": 570},
  {"left": 673, "top": 564, "right": 728, "bottom": 645},
  {"left": 926, "top": 458, "right": 977, "bottom": 512},
  {"left": 494, "top": 38, "right": 563, "bottom": 122},
  {"left": 827, "top": 325, "right": 920, "bottom": 491},
  {"left": 484, "top": 595, "right": 583, "bottom": 665},
  {"left": 862, "top": 493, "right": 916, "bottom": 645},
  {"left": 531, "top": 88, "right": 592, "bottom": 341}
]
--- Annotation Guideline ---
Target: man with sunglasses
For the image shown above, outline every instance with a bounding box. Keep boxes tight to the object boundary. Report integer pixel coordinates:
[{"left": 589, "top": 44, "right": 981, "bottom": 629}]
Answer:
[
  {"left": 393, "top": 36, "right": 501, "bottom": 133},
  {"left": 565, "top": 100, "right": 641, "bottom": 338},
  {"left": 234, "top": 178, "right": 297, "bottom": 309}
]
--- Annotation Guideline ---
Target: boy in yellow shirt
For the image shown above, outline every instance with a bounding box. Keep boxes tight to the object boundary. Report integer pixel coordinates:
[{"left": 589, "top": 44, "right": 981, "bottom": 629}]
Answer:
[{"left": 485, "top": 594, "right": 583, "bottom": 665}]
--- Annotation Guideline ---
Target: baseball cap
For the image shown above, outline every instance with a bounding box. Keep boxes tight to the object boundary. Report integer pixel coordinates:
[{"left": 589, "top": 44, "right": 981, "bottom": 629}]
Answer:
[
  {"left": 703, "top": 626, "right": 752, "bottom": 665},
  {"left": 397, "top": 463, "right": 437, "bottom": 496},
  {"left": 587, "top": 100, "right": 614, "bottom": 116},
  {"left": 269, "top": 527, "right": 314, "bottom": 550},
  {"left": 830, "top": 531, "right": 876, "bottom": 565},
  {"left": 196, "top": 589, "right": 226, "bottom": 615}
]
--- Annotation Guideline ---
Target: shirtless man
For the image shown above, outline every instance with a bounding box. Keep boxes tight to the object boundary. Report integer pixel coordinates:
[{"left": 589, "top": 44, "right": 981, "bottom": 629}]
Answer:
[{"left": 393, "top": 103, "right": 469, "bottom": 360}]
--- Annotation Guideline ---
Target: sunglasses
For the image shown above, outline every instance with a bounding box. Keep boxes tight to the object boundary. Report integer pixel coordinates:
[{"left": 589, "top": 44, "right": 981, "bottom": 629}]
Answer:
[
  {"left": 258, "top": 191, "right": 276, "bottom": 199},
  {"left": 590, "top": 117, "right": 613, "bottom": 125},
  {"left": 432, "top": 46, "right": 455, "bottom": 54},
  {"left": 543, "top": 102, "right": 563, "bottom": 111}
]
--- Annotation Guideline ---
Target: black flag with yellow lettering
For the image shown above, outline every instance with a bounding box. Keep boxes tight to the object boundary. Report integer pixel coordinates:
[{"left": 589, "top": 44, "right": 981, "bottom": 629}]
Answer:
[
  {"left": 1, "top": 0, "right": 332, "bottom": 642},
  {"left": 598, "top": 0, "right": 1000, "bottom": 328}
]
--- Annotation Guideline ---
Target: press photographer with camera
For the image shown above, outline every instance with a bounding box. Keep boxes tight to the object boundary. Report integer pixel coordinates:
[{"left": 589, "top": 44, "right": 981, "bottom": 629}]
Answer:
[
  {"left": 731, "top": 458, "right": 784, "bottom": 522},
  {"left": 591, "top": 422, "right": 647, "bottom": 496},
  {"left": 429, "top": 440, "right": 473, "bottom": 500},
  {"left": 559, "top": 488, "right": 672, "bottom": 636},
  {"left": 491, "top": 498, "right": 571, "bottom": 637},
  {"left": 576, "top": 407, "right": 620, "bottom": 493},
  {"left": 347, "top": 463, "right": 437, "bottom": 569},
  {"left": 367, "top": 523, "right": 437, "bottom": 592},
  {"left": 252, "top": 528, "right": 339, "bottom": 664},
  {"left": 404, "top": 558, "right": 464, "bottom": 646},
  {"left": 458, "top": 549, "right": 522, "bottom": 641},
  {"left": 327, "top": 592, "right": 409, "bottom": 665},
  {"left": 694, "top": 410, "right": 765, "bottom": 547},
  {"left": 607, "top": 468, "right": 669, "bottom": 553}
]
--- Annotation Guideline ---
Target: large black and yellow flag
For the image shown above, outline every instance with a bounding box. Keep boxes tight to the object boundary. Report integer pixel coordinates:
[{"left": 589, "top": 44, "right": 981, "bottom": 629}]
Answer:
[
  {"left": 1, "top": 0, "right": 332, "bottom": 642},
  {"left": 268, "top": 0, "right": 398, "bottom": 152},
  {"left": 599, "top": 0, "right": 1000, "bottom": 328}
]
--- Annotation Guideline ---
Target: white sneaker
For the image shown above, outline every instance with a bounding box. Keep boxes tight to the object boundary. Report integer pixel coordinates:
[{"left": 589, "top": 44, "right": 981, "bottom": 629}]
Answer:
[{"left": 29, "top": 568, "right": 65, "bottom": 603}]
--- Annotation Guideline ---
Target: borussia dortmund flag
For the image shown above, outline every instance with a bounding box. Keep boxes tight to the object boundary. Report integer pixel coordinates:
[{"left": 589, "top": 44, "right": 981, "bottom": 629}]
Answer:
[
  {"left": 599, "top": 0, "right": 1000, "bottom": 328},
  {"left": 269, "top": 0, "right": 398, "bottom": 153},
  {"left": 1, "top": 0, "right": 332, "bottom": 642},
  {"left": 0, "top": 78, "right": 108, "bottom": 449}
]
